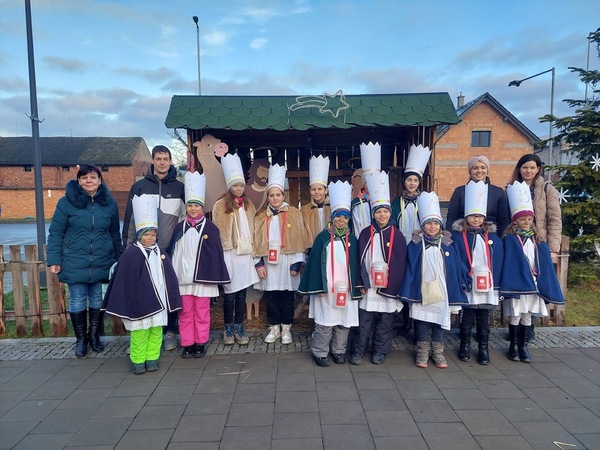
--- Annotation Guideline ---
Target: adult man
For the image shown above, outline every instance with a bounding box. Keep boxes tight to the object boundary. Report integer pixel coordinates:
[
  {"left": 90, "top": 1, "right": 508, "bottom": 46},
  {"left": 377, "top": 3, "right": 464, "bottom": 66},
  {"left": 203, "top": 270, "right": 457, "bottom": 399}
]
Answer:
[{"left": 122, "top": 145, "right": 186, "bottom": 350}]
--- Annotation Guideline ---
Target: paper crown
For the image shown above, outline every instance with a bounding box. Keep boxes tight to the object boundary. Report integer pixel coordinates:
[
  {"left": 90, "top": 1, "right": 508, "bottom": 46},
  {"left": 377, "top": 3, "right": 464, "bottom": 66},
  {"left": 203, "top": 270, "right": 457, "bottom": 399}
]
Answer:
[
  {"left": 365, "top": 170, "right": 390, "bottom": 209},
  {"left": 132, "top": 194, "right": 158, "bottom": 232},
  {"left": 184, "top": 171, "right": 206, "bottom": 205},
  {"left": 267, "top": 164, "right": 286, "bottom": 192},
  {"left": 309, "top": 155, "right": 330, "bottom": 187},
  {"left": 464, "top": 180, "right": 488, "bottom": 217},
  {"left": 221, "top": 153, "right": 245, "bottom": 189},
  {"left": 328, "top": 180, "right": 352, "bottom": 214},
  {"left": 360, "top": 141, "right": 381, "bottom": 177},
  {"left": 417, "top": 191, "right": 443, "bottom": 226},
  {"left": 506, "top": 181, "right": 534, "bottom": 220},
  {"left": 404, "top": 144, "right": 431, "bottom": 179}
]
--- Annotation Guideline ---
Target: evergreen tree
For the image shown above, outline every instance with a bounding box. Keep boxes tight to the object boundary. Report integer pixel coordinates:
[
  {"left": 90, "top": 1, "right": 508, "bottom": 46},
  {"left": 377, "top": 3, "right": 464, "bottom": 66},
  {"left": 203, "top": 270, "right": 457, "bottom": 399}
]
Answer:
[{"left": 547, "top": 28, "right": 600, "bottom": 261}]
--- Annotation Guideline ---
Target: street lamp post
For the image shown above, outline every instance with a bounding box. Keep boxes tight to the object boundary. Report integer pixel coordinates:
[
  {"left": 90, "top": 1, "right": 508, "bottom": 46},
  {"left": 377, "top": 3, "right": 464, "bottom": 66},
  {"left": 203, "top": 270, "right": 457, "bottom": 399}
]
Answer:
[
  {"left": 508, "top": 67, "right": 556, "bottom": 165},
  {"left": 192, "top": 16, "right": 201, "bottom": 95}
]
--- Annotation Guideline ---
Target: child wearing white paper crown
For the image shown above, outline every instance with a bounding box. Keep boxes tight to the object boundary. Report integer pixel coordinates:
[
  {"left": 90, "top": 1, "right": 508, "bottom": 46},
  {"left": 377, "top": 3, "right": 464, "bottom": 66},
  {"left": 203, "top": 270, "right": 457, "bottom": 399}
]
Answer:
[
  {"left": 391, "top": 144, "right": 431, "bottom": 336},
  {"left": 300, "top": 155, "right": 331, "bottom": 251},
  {"left": 254, "top": 164, "right": 306, "bottom": 344},
  {"left": 398, "top": 192, "right": 470, "bottom": 369},
  {"left": 351, "top": 142, "right": 380, "bottom": 238},
  {"left": 102, "top": 195, "right": 182, "bottom": 375},
  {"left": 451, "top": 181, "right": 504, "bottom": 365},
  {"left": 168, "top": 172, "right": 230, "bottom": 359},
  {"left": 500, "top": 181, "right": 564, "bottom": 363},
  {"left": 213, "top": 154, "right": 260, "bottom": 345},
  {"left": 298, "top": 181, "right": 361, "bottom": 367},
  {"left": 351, "top": 171, "right": 407, "bottom": 366}
]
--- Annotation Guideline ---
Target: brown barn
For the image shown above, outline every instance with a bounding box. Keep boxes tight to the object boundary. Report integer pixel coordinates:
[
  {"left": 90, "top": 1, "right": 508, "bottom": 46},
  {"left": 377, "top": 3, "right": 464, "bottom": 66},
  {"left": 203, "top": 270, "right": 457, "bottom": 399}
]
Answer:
[
  {"left": 435, "top": 92, "right": 540, "bottom": 204},
  {"left": 164, "top": 92, "right": 460, "bottom": 206},
  {"left": 0, "top": 136, "right": 152, "bottom": 220}
]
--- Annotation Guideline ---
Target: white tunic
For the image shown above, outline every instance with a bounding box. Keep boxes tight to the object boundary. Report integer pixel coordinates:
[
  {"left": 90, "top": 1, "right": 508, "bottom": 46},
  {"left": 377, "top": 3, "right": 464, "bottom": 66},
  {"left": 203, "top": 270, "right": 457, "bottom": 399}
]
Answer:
[
  {"left": 122, "top": 243, "right": 169, "bottom": 331},
  {"left": 502, "top": 238, "right": 548, "bottom": 317},
  {"left": 410, "top": 242, "right": 452, "bottom": 330},
  {"left": 467, "top": 233, "right": 499, "bottom": 306},
  {"left": 352, "top": 199, "right": 371, "bottom": 239},
  {"left": 359, "top": 232, "right": 403, "bottom": 313},
  {"left": 254, "top": 214, "right": 304, "bottom": 291},
  {"left": 222, "top": 207, "right": 260, "bottom": 293},
  {"left": 398, "top": 200, "right": 419, "bottom": 244},
  {"left": 309, "top": 239, "right": 359, "bottom": 327},
  {"left": 171, "top": 222, "right": 219, "bottom": 298}
]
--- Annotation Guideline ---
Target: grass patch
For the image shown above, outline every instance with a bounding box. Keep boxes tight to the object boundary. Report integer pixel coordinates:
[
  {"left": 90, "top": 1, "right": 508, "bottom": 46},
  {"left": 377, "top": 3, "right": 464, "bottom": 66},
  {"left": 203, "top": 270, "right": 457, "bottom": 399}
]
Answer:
[{"left": 564, "top": 280, "right": 600, "bottom": 326}]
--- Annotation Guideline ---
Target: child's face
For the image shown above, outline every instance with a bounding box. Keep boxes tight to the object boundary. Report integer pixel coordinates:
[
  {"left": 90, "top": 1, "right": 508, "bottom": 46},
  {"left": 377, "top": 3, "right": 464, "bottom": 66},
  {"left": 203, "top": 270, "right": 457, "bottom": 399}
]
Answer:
[
  {"left": 404, "top": 175, "right": 420, "bottom": 195},
  {"left": 466, "top": 214, "right": 485, "bottom": 227},
  {"left": 373, "top": 208, "right": 391, "bottom": 227},
  {"left": 310, "top": 184, "right": 327, "bottom": 204},
  {"left": 230, "top": 183, "right": 245, "bottom": 197},
  {"left": 332, "top": 214, "right": 349, "bottom": 229},
  {"left": 423, "top": 221, "right": 441, "bottom": 237},
  {"left": 267, "top": 187, "right": 284, "bottom": 209},
  {"left": 186, "top": 203, "right": 204, "bottom": 218},
  {"left": 515, "top": 215, "right": 534, "bottom": 230},
  {"left": 139, "top": 229, "right": 157, "bottom": 247}
]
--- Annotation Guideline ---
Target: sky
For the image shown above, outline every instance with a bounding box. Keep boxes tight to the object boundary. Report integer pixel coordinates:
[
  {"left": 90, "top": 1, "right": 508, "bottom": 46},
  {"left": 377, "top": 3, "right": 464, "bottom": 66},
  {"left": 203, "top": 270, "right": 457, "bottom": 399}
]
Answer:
[{"left": 0, "top": 0, "right": 598, "bottom": 164}]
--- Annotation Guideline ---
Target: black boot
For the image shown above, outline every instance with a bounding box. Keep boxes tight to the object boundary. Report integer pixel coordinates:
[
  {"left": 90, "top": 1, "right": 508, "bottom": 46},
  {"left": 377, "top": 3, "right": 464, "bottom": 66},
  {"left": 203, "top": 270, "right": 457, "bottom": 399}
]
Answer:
[
  {"left": 458, "top": 309, "right": 473, "bottom": 362},
  {"left": 476, "top": 310, "right": 490, "bottom": 365},
  {"left": 88, "top": 308, "right": 105, "bottom": 352},
  {"left": 70, "top": 310, "right": 88, "bottom": 358},
  {"left": 508, "top": 324, "right": 519, "bottom": 361},
  {"left": 518, "top": 324, "right": 532, "bottom": 363},
  {"left": 398, "top": 306, "right": 412, "bottom": 336}
]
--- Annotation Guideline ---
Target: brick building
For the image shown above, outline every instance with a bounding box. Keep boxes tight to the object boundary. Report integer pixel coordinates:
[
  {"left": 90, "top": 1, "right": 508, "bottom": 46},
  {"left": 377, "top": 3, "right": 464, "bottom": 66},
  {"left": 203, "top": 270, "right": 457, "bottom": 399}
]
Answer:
[
  {"left": 435, "top": 92, "right": 540, "bottom": 204},
  {"left": 0, "top": 136, "right": 153, "bottom": 220}
]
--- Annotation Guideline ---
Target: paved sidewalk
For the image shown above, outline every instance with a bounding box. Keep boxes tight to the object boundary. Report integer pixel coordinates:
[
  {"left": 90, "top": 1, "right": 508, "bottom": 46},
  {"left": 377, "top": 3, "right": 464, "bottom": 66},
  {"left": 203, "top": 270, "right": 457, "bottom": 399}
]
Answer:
[{"left": 1, "top": 327, "right": 600, "bottom": 449}]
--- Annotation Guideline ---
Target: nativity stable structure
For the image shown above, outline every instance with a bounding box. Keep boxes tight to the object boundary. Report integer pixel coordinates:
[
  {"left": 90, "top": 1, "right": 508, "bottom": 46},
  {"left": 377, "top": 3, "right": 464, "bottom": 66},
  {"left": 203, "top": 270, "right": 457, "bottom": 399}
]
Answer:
[{"left": 164, "top": 92, "right": 459, "bottom": 207}]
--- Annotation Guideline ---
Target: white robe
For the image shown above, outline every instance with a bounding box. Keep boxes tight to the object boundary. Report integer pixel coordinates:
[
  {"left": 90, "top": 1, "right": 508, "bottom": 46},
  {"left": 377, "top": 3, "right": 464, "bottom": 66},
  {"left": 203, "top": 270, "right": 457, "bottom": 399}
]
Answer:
[
  {"left": 222, "top": 207, "right": 260, "bottom": 293},
  {"left": 467, "top": 233, "right": 499, "bottom": 306}
]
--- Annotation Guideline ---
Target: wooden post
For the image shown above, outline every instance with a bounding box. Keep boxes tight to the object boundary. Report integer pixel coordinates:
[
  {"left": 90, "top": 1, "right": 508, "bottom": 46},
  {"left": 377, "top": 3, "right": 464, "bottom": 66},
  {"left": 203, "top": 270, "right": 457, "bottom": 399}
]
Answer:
[
  {"left": 0, "top": 245, "right": 6, "bottom": 336},
  {"left": 9, "top": 245, "right": 27, "bottom": 337},
  {"left": 24, "top": 245, "right": 43, "bottom": 337},
  {"left": 44, "top": 245, "right": 67, "bottom": 336}
]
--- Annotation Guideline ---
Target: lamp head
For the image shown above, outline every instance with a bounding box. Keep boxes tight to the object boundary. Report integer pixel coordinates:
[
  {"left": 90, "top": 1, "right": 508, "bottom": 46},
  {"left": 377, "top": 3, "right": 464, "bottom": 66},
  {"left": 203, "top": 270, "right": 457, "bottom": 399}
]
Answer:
[
  {"left": 508, "top": 80, "right": 522, "bottom": 87},
  {"left": 193, "top": 16, "right": 199, "bottom": 25}
]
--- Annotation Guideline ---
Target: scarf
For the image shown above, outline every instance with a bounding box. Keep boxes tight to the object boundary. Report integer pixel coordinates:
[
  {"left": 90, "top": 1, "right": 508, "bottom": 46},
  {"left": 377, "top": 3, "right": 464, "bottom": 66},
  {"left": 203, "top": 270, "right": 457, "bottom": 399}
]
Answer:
[
  {"left": 423, "top": 233, "right": 442, "bottom": 248},
  {"left": 186, "top": 214, "right": 204, "bottom": 227},
  {"left": 269, "top": 206, "right": 279, "bottom": 215},
  {"left": 516, "top": 228, "right": 535, "bottom": 242},
  {"left": 234, "top": 196, "right": 244, "bottom": 209},
  {"left": 332, "top": 226, "right": 347, "bottom": 237},
  {"left": 402, "top": 190, "right": 419, "bottom": 203},
  {"left": 467, "top": 226, "right": 483, "bottom": 235}
]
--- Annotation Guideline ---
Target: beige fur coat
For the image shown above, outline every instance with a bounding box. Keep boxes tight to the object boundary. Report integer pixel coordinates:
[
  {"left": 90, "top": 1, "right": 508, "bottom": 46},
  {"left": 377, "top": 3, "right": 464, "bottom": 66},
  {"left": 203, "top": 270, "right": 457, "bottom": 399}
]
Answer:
[
  {"left": 300, "top": 197, "right": 331, "bottom": 248},
  {"left": 254, "top": 203, "right": 306, "bottom": 256},
  {"left": 212, "top": 197, "right": 256, "bottom": 251}
]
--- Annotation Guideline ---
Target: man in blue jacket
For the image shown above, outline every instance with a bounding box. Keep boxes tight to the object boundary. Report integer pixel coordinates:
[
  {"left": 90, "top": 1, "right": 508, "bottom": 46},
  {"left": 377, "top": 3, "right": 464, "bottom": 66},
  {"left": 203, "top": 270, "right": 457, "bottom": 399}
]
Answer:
[{"left": 122, "top": 145, "right": 186, "bottom": 351}]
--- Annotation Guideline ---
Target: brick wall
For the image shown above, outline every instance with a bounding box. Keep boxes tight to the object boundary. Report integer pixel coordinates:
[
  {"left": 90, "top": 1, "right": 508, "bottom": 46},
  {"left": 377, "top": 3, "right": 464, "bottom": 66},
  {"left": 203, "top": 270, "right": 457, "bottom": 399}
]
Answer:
[{"left": 435, "top": 102, "right": 534, "bottom": 202}]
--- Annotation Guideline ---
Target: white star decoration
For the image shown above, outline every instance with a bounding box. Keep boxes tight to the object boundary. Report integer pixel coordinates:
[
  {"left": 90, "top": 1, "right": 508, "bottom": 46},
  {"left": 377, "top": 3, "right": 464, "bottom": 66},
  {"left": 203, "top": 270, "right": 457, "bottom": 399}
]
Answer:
[
  {"left": 592, "top": 153, "right": 600, "bottom": 171},
  {"left": 578, "top": 227, "right": 584, "bottom": 237},
  {"left": 556, "top": 187, "right": 570, "bottom": 204}
]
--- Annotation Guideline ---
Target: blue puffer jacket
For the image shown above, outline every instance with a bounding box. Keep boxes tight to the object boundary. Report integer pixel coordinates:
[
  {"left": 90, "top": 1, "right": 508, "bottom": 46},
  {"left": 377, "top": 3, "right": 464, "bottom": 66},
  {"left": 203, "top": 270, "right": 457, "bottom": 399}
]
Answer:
[{"left": 47, "top": 180, "right": 122, "bottom": 284}]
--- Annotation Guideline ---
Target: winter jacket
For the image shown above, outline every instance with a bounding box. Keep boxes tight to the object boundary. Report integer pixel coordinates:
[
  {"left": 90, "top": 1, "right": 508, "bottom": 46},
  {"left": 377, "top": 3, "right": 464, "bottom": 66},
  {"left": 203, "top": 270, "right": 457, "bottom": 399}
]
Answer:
[
  {"left": 531, "top": 177, "right": 562, "bottom": 253},
  {"left": 446, "top": 178, "right": 511, "bottom": 236},
  {"left": 122, "top": 165, "right": 185, "bottom": 252},
  {"left": 47, "top": 180, "right": 122, "bottom": 285}
]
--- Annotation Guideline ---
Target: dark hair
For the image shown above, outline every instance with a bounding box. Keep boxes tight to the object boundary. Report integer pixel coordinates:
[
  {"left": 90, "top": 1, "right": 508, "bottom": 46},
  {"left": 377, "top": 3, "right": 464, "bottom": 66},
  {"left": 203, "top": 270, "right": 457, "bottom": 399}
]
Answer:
[
  {"left": 511, "top": 154, "right": 542, "bottom": 183},
  {"left": 151, "top": 145, "right": 172, "bottom": 160},
  {"left": 76, "top": 164, "right": 102, "bottom": 181}
]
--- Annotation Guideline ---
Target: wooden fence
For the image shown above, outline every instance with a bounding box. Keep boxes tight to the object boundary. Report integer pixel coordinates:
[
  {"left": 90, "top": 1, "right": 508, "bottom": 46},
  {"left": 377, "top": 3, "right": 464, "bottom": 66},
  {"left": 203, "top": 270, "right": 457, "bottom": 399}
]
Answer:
[{"left": 0, "top": 238, "right": 571, "bottom": 338}]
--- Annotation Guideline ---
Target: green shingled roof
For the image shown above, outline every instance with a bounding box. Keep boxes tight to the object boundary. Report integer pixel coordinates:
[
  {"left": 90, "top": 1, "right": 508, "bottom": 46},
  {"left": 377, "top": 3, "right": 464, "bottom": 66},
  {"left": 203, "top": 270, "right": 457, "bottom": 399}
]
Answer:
[{"left": 165, "top": 93, "right": 459, "bottom": 131}]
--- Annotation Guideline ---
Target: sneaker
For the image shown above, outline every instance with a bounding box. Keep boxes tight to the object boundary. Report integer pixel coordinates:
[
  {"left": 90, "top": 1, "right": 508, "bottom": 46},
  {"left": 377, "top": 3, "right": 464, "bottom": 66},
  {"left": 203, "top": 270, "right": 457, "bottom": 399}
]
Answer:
[
  {"left": 264, "top": 325, "right": 280, "bottom": 344},
  {"left": 223, "top": 324, "right": 235, "bottom": 345},
  {"left": 281, "top": 325, "right": 292, "bottom": 345},
  {"left": 145, "top": 360, "right": 159, "bottom": 372},
  {"left": 163, "top": 331, "right": 178, "bottom": 351},
  {"left": 132, "top": 363, "right": 146, "bottom": 375},
  {"left": 371, "top": 353, "right": 386, "bottom": 365},
  {"left": 332, "top": 353, "right": 346, "bottom": 364},
  {"left": 350, "top": 353, "right": 363, "bottom": 365},
  {"left": 182, "top": 345, "right": 194, "bottom": 359},
  {"left": 234, "top": 324, "right": 250, "bottom": 345},
  {"left": 312, "top": 354, "right": 330, "bottom": 367},
  {"left": 194, "top": 344, "right": 206, "bottom": 358}
]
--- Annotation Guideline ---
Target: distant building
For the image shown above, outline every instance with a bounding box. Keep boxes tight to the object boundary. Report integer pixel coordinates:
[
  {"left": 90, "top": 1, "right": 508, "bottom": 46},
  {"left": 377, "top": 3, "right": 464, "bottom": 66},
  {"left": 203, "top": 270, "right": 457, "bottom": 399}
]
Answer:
[
  {"left": 0, "top": 136, "right": 152, "bottom": 220},
  {"left": 435, "top": 92, "right": 540, "bottom": 204}
]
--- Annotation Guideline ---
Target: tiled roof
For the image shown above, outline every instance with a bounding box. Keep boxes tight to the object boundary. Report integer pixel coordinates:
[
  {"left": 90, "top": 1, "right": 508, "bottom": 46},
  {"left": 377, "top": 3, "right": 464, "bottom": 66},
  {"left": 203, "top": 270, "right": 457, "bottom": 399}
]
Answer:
[
  {"left": 0, "top": 136, "right": 149, "bottom": 166},
  {"left": 165, "top": 92, "right": 459, "bottom": 131}
]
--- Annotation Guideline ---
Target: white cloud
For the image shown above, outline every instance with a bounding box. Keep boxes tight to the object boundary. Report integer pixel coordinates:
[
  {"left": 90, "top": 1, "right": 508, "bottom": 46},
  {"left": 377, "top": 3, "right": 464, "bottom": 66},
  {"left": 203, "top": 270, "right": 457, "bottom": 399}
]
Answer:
[{"left": 250, "top": 38, "right": 268, "bottom": 49}]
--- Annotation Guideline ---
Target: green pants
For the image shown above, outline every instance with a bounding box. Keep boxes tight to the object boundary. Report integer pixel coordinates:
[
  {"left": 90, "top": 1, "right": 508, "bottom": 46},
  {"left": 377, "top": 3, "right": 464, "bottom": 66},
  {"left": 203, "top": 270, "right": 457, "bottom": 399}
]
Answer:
[{"left": 130, "top": 327, "right": 163, "bottom": 364}]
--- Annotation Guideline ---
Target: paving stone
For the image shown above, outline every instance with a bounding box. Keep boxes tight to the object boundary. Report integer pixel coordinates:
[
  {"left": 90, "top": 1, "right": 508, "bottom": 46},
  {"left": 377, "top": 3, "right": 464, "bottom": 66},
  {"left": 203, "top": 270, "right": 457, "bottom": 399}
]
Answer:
[
  {"left": 404, "top": 399, "right": 461, "bottom": 423},
  {"left": 316, "top": 381, "right": 359, "bottom": 402},
  {"left": 184, "top": 393, "right": 233, "bottom": 416},
  {"left": 512, "top": 421, "right": 583, "bottom": 450},
  {"left": 474, "top": 434, "right": 534, "bottom": 449},
  {"left": 233, "top": 382, "right": 276, "bottom": 403},
  {"left": 272, "top": 412, "right": 321, "bottom": 439},
  {"left": 473, "top": 378, "right": 528, "bottom": 399},
  {"left": 366, "top": 410, "right": 419, "bottom": 436},
  {"left": 92, "top": 396, "right": 147, "bottom": 419},
  {"left": 271, "top": 437, "right": 324, "bottom": 450},
  {"left": 194, "top": 374, "right": 238, "bottom": 394},
  {"left": 418, "top": 422, "right": 480, "bottom": 450},
  {"left": 395, "top": 379, "right": 444, "bottom": 400},
  {"left": 276, "top": 372, "right": 316, "bottom": 391},
  {"left": 0, "top": 421, "right": 44, "bottom": 449},
  {"left": 57, "top": 388, "right": 113, "bottom": 410},
  {"left": 358, "top": 388, "right": 407, "bottom": 411},
  {"left": 115, "top": 428, "right": 174, "bottom": 450},
  {"left": 275, "top": 390, "right": 318, "bottom": 413},
  {"left": 68, "top": 417, "right": 133, "bottom": 446},
  {"left": 440, "top": 388, "right": 496, "bottom": 410},
  {"left": 457, "top": 409, "right": 520, "bottom": 435},
  {"left": 551, "top": 375, "right": 600, "bottom": 397},
  {"left": 111, "top": 377, "right": 160, "bottom": 397},
  {"left": 545, "top": 407, "right": 600, "bottom": 434},
  {"left": 11, "top": 432, "right": 73, "bottom": 450},
  {"left": 319, "top": 400, "right": 366, "bottom": 425},
  {"left": 321, "top": 423, "right": 374, "bottom": 450},
  {"left": 226, "top": 401, "right": 273, "bottom": 427},
  {"left": 147, "top": 384, "right": 195, "bottom": 406},
  {"left": 130, "top": 404, "right": 185, "bottom": 430},
  {"left": 373, "top": 435, "right": 429, "bottom": 450},
  {"left": 491, "top": 398, "right": 553, "bottom": 422},
  {"left": 30, "top": 407, "right": 95, "bottom": 434},
  {"left": 573, "top": 433, "right": 600, "bottom": 450},
  {"left": 522, "top": 387, "right": 582, "bottom": 409},
  {"left": 0, "top": 399, "right": 61, "bottom": 422},
  {"left": 171, "top": 415, "right": 227, "bottom": 442},
  {"left": 352, "top": 371, "right": 397, "bottom": 390},
  {"left": 219, "top": 425, "right": 273, "bottom": 450}
]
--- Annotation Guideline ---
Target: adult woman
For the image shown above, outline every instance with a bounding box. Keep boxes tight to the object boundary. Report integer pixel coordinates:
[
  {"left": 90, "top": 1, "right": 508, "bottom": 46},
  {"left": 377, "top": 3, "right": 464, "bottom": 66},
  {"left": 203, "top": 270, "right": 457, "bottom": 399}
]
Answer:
[
  {"left": 47, "top": 164, "right": 122, "bottom": 357},
  {"left": 446, "top": 155, "right": 510, "bottom": 236},
  {"left": 510, "top": 154, "right": 562, "bottom": 255}
]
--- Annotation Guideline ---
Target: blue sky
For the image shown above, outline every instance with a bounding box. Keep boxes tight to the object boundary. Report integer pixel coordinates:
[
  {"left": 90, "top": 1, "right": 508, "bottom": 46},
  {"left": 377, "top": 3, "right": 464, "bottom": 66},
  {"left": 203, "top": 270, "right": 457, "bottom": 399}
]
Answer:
[{"left": 0, "top": 0, "right": 598, "bottom": 163}]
